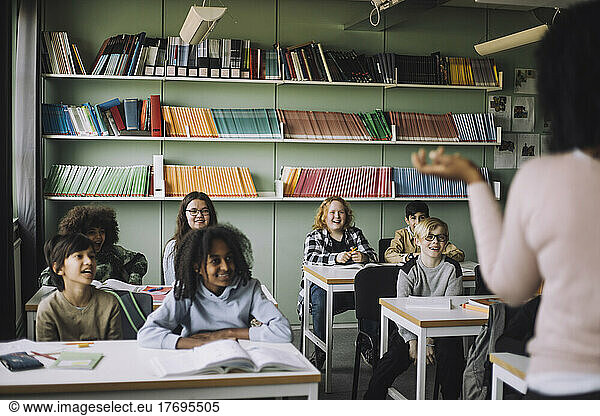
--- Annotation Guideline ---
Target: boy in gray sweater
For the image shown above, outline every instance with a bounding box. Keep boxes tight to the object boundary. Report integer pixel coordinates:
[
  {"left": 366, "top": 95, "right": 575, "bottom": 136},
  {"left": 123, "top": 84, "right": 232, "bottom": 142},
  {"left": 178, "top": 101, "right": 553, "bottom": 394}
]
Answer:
[{"left": 365, "top": 217, "right": 465, "bottom": 399}]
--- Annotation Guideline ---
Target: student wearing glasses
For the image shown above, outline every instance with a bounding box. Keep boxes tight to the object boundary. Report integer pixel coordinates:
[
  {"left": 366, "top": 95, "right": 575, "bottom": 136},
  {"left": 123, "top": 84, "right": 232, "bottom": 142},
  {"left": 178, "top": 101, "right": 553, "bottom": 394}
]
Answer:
[
  {"left": 163, "top": 192, "right": 218, "bottom": 286},
  {"left": 365, "top": 217, "right": 464, "bottom": 399}
]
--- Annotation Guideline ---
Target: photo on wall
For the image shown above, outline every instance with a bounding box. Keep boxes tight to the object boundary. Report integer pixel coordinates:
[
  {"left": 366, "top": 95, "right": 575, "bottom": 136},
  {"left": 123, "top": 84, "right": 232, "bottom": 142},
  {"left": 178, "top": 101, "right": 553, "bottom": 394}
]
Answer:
[
  {"left": 517, "top": 133, "right": 540, "bottom": 168},
  {"left": 512, "top": 96, "right": 535, "bottom": 132},
  {"left": 494, "top": 133, "right": 517, "bottom": 169},
  {"left": 514, "top": 68, "right": 537, "bottom": 94},
  {"left": 488, "top": 95, "right": 511, "bottom": 132}
]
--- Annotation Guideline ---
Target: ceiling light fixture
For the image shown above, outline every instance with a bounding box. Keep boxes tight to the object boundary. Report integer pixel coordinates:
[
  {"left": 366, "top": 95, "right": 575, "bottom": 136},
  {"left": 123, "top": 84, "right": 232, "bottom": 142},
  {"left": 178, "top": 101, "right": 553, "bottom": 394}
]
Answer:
[
  {"left": 474, "top": 24, "right": 549, "bottom": 55},
  {"left": 179, "top": 2, "right": 227, "bottom": 44}
]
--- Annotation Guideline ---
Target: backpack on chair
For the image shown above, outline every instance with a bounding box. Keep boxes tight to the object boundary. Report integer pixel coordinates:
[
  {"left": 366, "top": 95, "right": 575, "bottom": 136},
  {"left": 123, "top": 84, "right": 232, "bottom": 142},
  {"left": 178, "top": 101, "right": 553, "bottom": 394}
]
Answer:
[{"left": 102, "top": 289, "right": 153, "bottom": 340}]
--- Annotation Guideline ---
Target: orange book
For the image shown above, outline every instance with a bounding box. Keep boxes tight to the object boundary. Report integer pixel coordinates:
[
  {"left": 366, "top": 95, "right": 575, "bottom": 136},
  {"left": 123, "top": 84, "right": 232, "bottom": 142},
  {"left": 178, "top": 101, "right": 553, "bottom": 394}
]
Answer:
[{"left": 461, "top": 297, "right": 503, "bottom": 314}]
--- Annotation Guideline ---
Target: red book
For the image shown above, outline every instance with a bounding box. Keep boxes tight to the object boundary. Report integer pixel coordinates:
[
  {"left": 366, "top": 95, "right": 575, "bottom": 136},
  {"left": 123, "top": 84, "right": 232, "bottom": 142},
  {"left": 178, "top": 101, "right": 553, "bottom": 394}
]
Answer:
[
  {"left": 141, "top": 286, "right": 172, "bottom": 302},
  {"left": 109, "top": 105, "right": 126, "bottom": 131},
  {"left": 150, "top": 94, "right": 162, "bottom": 137}
]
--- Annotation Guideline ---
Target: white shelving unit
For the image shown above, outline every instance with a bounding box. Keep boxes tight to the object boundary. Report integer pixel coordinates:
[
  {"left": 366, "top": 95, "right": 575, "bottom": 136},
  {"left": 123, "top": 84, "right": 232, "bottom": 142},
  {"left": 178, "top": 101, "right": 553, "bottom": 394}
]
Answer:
[{"left": 42, "top": 71, "right": 503, "bottom": 92}]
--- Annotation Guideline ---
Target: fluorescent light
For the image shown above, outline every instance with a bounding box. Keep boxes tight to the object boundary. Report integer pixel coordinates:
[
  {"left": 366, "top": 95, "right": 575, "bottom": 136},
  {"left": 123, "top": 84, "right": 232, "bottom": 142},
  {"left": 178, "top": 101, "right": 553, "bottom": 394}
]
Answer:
[
  {"left": 179, "top": 6, "right": 227, "bottom": 45},
  {"left": 474, "top": 24, "right": 548, "bottom": 55}
]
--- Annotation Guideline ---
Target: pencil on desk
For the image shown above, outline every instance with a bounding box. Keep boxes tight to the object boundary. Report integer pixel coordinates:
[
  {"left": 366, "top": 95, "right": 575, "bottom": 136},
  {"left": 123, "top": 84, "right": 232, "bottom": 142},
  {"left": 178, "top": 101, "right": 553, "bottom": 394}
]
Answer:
[
  {"left": 30, "top": 351, "right": 58, "bottom": 360},
  {"left": 64, "top": 342, "right": 94, "bottom": 347}
]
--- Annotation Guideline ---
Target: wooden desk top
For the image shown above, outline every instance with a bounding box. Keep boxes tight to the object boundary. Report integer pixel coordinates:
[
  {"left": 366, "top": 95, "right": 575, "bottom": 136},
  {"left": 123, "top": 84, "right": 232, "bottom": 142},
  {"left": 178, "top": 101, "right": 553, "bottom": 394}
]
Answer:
[
  {"left": 489, "top": 352, "right": 529, "bottom": 380},
  {"left": 302, "top": 264, "right": 360, "bottom": 284},
  {"left": 303, "top": 262, "right": 476, "bottom": 285},
  {"left": 0, "top": 340, "right": 320, "bottom": 395},
  {"left": 380, "top": 296, "right": 490, "bottom": 328},
  {"left": 27, "top": 285, "right": 277, "bottom": 311}
]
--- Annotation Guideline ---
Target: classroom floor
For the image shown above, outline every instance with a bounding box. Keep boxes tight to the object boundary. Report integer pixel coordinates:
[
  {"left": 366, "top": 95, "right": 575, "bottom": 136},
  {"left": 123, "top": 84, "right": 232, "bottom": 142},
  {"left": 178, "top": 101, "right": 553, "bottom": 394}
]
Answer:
[{"left": 290, "top": 327, "right": 438, "bottom": 400}]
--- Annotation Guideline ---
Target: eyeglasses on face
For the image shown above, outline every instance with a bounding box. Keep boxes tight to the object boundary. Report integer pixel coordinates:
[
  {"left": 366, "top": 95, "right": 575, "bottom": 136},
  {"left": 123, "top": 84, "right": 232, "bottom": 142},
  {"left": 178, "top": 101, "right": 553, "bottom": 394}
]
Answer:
[
  {"left": 186, "top": 208, "right": 211, "bottom": 217},
  {"left": 424, "top": 233, "right": 448, "bottom": 243}
]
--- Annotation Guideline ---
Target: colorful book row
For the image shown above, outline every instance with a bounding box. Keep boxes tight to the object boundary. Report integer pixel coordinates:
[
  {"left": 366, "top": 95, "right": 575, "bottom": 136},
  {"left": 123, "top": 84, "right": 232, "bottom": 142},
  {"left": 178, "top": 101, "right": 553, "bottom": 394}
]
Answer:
[
  {"left": 388, "top": 112, "right": 497, "bottom": 142},
  {"left": 163, "top": 165, "right": 258, "bottom": 198},
  {"left": 278, "top": 109, "right": 391, "bottom": 141},
  {"left": 281, "top": 166, "right": 393, "bottom": 198},
  {"left": 393, "top": 167, "right": 490, "bottom": 198},
  {"left": 44, "top": 165, "right": 152, "bottom": 197},
  {"left": 42, "top": 101, "right": 498, "bottom": 143},
  {"left": 280, "top": 166, "right": 490, "bottom": 199},
  {"left": 162, "top": 107, "right": 280, "bottom": 138}
]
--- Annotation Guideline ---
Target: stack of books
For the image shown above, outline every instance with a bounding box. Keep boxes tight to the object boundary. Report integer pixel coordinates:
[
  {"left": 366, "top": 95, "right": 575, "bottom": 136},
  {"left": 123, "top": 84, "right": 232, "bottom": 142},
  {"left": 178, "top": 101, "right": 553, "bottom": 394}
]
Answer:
[
  {"left": 388, "top": 111, "right": 496, "bottom": 142},
  {"left": 392, "top": 167, "right": 490, "bottom": 198},
  {"left": 446, "top": 57, "right": 499, "bottom": 87},
  {"left": 277, "top": 41, "right": 500, "bottom": 87},
  {"left": 280, "top": 166, "right": 392, "bottom": 198},
  {"left": 41, "top": 31, "right": 86, "bottom": 75},
  {"left": 42, "top": 95, "right": 162, "bottom": 137},
  {"left": 461, "top": 297, "right": 503, "bottom": 314},
  {"left": 277, "top": 109, "right": 390, "bottom": 140},
  {"left": 44, "top": 164, "right": 152, "bottom": 197},
  {"left": 163, "top": 165, "right": 258, "bottom": 198},
  {"left": 161, "top": 107, "right": 280, "bottom": 138}
]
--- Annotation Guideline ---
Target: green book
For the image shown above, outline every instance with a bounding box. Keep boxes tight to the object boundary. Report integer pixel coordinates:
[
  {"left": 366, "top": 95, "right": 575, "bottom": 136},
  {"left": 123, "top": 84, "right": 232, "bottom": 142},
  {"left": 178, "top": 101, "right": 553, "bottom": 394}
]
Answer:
[
  {"left": 76, "top": 166, "right": 96, "bottom": 197},
  {"left": 122, "top": 166, "right": 135, "bottom": 197},
  {"left": 52, "top": 351, "right": 103, "bottom": 370},
  {"left": 84, "top": 166, "right": 105, "bottom": 196}
]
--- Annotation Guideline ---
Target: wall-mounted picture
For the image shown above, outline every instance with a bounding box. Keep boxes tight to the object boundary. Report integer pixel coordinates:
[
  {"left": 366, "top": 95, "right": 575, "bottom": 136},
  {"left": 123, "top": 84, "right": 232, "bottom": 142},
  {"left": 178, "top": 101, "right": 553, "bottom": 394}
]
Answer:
[
  {"left": 488, "top": 95, "right": 511, "bottom": 131},
  {"left": 517, "top": 133, "right": 539, "bottom": 167},
  {"left": 494, "top": 133, "right": 517, "bottom": 169},
  {"left": 512, "top": 96, "right": 535, "bottom": 132},
  {"left": 514, "top": 68, "right": 537, "bottom": 94}
]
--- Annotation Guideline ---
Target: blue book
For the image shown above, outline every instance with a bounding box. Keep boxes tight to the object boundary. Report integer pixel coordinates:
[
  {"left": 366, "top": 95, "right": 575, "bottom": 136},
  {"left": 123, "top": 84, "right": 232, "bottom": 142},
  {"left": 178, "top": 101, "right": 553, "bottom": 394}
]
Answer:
[{"left": 97, "top": 97, "right": 121, "bottom": 111}]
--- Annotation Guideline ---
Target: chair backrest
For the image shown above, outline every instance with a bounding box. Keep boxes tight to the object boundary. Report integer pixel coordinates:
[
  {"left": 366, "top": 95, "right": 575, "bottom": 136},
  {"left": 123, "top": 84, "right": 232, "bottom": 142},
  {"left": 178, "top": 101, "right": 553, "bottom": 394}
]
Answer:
[
  {"left": 354, "top": 265, "right": 399, "bottom": 322},
  {"left": 102, "top": 289, "right": 153, "bottom": 340},
  {"left": 378, "top": 238, "right": 393, "bottom": 262}
]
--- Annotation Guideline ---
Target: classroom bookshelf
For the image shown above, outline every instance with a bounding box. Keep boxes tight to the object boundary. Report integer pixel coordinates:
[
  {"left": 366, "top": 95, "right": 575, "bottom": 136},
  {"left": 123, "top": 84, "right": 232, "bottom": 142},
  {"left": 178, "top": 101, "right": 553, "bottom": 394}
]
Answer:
[{"left": 40, "top": 0, "right": 537, "bottom": 323}]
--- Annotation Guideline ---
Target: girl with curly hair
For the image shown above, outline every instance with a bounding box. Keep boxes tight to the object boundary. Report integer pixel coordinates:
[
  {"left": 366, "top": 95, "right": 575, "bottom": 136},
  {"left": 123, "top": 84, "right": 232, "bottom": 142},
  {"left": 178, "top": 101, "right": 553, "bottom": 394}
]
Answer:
[
  {"left": 39, "top": 205, "right": 148, "bottom": 285},
  {"left": 163, "top": 192, "right": 218, "bottom": 286},
  {"left": 138, "top": 224, "right": 292, "bottom": 349}
]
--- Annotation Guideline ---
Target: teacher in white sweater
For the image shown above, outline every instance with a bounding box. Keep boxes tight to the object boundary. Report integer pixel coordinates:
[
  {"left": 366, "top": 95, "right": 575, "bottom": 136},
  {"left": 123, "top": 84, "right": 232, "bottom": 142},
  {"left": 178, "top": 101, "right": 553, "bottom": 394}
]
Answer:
[{"left": 412, "top": 1, "right": 600, "bottom": 400}]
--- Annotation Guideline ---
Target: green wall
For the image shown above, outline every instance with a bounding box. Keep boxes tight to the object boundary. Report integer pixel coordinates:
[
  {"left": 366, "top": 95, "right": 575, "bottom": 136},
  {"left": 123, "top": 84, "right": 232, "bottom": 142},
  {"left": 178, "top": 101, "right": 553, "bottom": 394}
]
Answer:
[{"left": 41, "top": 0, "right": 541, "bottom": 324}]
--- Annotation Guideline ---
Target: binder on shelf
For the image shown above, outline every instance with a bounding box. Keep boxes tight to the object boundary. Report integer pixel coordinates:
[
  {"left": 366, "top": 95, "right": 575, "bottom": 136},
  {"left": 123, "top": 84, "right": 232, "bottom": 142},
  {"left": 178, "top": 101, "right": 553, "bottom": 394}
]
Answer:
[
  {"left": 152, "top": 155, "right": 165, "bottom": 198},
  {"left": 150, "top": 95, "right": 162, "bottom": 137},
  {"left": 123, "top": 99, "right": 139, "bottom": 130},
  {"left": 208, "top": 38, "right": 221, "bottom": 78}
]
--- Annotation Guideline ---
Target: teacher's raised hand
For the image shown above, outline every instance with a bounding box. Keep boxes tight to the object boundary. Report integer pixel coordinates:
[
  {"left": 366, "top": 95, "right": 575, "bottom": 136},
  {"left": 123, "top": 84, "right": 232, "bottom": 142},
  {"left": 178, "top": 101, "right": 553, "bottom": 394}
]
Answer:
[{"left": 411, "top": 147, "right": 485, "bottom": 185}]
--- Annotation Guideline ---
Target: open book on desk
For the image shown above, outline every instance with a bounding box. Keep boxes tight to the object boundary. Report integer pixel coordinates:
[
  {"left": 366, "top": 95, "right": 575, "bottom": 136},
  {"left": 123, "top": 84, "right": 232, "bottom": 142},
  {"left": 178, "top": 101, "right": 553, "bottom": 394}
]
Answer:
[
  {"left": 151, "top": 339, "right": 308, "bottom": 377},
  {"left": 91, "top": 279, "right": 172, "bottom": 301},
  {"left": 405, "top": 295, "right": 451, "bottom": 310}
]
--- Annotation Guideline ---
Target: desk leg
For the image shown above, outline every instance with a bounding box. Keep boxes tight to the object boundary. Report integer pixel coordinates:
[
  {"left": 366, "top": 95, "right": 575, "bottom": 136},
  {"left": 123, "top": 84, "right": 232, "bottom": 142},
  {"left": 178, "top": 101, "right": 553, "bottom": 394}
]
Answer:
[
  {"left": 302, "top": 275, "right": 310, "bottom": 358},
  {"left": 491, "top": 364, "right": 504, "bottom": 400},
  {"left": 380, "top": 311, "right": 388, "bottom": 358},
  {"left": 415, "top": 331, "right": 426, "bottom": 400},
  {"left": 27, "top": 311, "right": 35, "bottom": 341},
  {"left": 324, "top": 285, "right": 333, "bottom": 393},
  {"left": 308, "top": 383, "right": 319, "bottom": 400}
]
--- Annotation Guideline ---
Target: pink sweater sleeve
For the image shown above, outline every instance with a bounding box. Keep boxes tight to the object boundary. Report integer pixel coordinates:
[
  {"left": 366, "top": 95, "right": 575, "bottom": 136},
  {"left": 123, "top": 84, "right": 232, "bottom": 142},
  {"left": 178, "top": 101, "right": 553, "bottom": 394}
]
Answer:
[{"left": 467, "top": 178, "right": 542, "bottom": 305}]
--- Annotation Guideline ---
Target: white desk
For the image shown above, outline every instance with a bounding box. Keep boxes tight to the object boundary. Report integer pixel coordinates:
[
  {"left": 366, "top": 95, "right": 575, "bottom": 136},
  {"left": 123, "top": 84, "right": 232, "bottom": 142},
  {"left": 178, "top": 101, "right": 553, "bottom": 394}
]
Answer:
[
  {"left": 0, "top": 340, "right": 320, "bottom": 399},
  {"left": 25, "top": 284, "right": 277, "bottom": 340},
  {"left": 379, "top": 295, "right": 489, "bottom": 400},
  {"left": 489, "top": 352, "right": 529, "bottom": 399},
  {"left": 301, "top": 262, "right": 476, "bottom": 393},
  {"left": 302, "top": 264, "right": 357, "bottom": 393}
]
